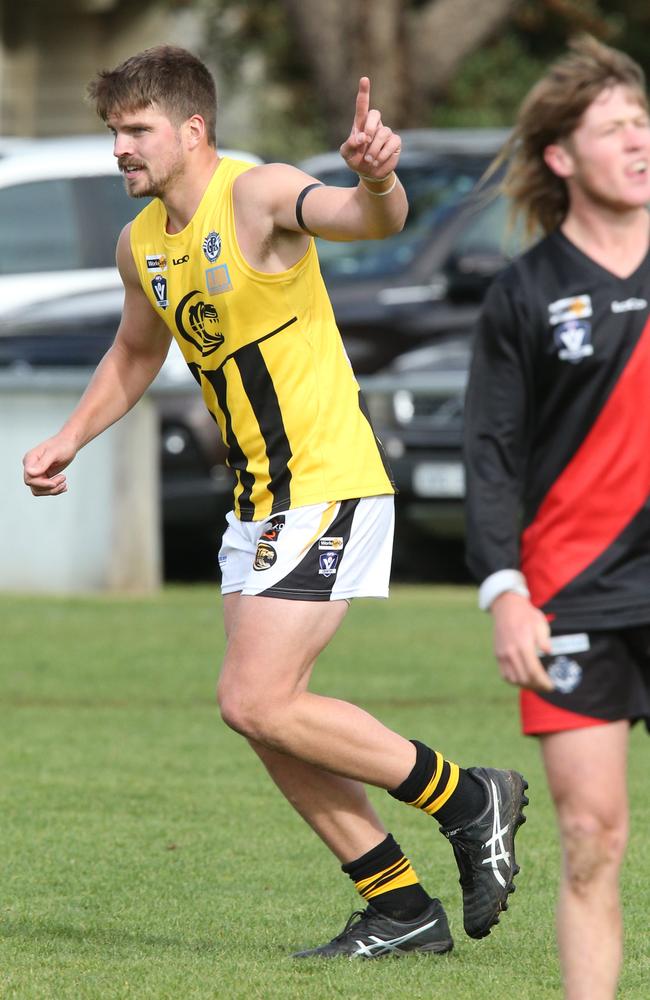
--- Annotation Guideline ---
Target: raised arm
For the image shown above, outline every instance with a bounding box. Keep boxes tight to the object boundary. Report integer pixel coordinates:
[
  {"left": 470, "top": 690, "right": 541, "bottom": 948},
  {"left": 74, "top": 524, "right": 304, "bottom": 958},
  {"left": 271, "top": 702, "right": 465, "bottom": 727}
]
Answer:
[
  {"left": 23, "top": 225, "right": 172, "bottom": 497},
  {"left": 234, "top": 77, "right": 407, "bottom": 248}
]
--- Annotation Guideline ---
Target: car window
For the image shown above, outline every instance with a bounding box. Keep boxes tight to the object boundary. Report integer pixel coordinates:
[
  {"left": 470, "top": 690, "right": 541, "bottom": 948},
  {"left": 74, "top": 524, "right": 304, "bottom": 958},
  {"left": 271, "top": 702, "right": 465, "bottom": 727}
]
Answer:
[
  {"left": 0, "top": 174, "right": 148, "bottom": 275},
  {"left": 450, "top": 193, "right": 526, "bottom": 260},
  {"left": 314, "top": 157, "right": 490, "bottom": 281},
  {"left": 75, "top": 175, "right": 149, "bottom": 268},
  {"left": 0, "top": 179, "right": 80, "bottom": 274}
]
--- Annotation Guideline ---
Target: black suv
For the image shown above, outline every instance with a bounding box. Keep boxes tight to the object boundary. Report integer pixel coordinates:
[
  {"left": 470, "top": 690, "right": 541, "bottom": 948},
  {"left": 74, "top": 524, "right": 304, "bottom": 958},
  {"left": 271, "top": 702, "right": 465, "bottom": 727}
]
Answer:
[
  {"left": 299, "top": 128, "right": 518, "bottom": 373},
  {"left": 301, "top": 130, "right": 526, "bottom": 561}
]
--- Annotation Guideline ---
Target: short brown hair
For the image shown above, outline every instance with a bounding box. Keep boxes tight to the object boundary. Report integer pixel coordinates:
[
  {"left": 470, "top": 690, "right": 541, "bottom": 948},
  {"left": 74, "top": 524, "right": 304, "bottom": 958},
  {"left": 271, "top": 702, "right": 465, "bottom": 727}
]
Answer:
[
  {"left": 87, "top": 45, "right": 217, "bottom": 146},
  {"left": 498, "top": 35, "right": 647, "bottom": 237}
]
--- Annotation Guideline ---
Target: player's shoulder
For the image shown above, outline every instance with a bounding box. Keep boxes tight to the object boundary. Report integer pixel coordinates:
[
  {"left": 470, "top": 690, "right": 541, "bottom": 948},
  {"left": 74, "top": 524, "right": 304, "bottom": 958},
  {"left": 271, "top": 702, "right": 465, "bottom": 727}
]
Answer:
[
  {"left": 486, "top": 231, "right": 561, "bottom": 313},
  {"left": 497, "top": 231, "right": 558, "bottom": 287}
]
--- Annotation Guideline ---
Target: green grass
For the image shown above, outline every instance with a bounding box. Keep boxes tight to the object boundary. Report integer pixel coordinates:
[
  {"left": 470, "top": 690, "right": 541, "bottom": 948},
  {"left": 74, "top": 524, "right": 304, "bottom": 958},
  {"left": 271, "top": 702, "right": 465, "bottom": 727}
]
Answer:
[{"left": 1, "top": 585, "right": 648, "bottom": 999}]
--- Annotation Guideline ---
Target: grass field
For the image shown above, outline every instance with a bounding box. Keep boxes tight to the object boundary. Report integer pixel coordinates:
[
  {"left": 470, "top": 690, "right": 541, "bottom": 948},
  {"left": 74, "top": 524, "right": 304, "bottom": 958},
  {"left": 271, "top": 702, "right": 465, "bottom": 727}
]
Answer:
[{"left": 1, "top": 584, "right": 649, "bottom": 999}]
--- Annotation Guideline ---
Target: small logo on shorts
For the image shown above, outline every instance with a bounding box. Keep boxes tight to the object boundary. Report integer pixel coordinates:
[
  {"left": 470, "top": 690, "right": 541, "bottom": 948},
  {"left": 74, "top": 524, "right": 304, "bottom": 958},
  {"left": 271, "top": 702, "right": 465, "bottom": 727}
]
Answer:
[
  {"left": 261, "top": 516, "right": 285, "bottom": 542},
  {"left": 253, "top": 542, "right": 277, "bottom": 571},
  {"left": 548, "top": 655, "right": 583, "bottom": 694},
  {"left": 318, "top": 552, "right": 339, "bottom": 577},
  {"left": 319, "top": 536, "right": 344, "bottom": 551}
]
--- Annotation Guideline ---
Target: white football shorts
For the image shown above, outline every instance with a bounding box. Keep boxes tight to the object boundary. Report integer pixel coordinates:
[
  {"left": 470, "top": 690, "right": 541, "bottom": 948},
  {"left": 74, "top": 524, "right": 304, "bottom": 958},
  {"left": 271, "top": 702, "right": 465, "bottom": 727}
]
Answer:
[{"left": 218, "top": 495, "right": 394, "bottom": 601}]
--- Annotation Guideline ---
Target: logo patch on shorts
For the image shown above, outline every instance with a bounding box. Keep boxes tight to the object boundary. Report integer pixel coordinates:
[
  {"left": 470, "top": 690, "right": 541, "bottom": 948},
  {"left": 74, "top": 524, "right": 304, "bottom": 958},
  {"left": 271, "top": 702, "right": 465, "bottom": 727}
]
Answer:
[
  {"left": 549, "top": 633, "right": 590, "bottom": 655},
  {"left": 548, "top": 655, "right": 583, "bottom": 694},
  {"left": 261, "top": 516, "right": 285, "bottom": 542},
  {"left": 318, "top": 536, "right": 344, "bottom": 551},
  {"left": 253, "top": 542, "right": 277, "bottom": 571},
  {"left": 318, "top": 552, "right": 339, "bottom": 577}
]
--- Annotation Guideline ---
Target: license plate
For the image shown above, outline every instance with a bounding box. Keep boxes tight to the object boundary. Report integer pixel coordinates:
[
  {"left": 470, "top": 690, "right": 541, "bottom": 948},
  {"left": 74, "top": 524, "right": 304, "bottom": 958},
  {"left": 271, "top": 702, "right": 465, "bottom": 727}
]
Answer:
[{"left": 412, "top": 461, "right": 465, "bottom": 498}]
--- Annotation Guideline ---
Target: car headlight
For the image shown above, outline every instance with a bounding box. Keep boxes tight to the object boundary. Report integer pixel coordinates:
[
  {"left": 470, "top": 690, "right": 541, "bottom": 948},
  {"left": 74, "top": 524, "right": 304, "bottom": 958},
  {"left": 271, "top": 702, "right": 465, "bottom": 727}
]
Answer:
[{"left": 393, "top": 389, "right": 415, "bottom": 425}]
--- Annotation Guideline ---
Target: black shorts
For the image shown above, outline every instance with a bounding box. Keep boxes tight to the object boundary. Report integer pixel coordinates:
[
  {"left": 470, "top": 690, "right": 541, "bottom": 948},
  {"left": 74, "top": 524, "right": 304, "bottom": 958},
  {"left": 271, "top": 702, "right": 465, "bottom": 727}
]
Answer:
[{"left": 520, "top": 626, "right": 650, "bottom": 735}]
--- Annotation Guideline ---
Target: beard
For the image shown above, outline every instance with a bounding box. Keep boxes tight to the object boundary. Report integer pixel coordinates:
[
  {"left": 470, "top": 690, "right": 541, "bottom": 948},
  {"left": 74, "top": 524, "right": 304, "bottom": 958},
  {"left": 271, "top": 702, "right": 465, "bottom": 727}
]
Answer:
[{"left": 119, "top": 135, "right": 185, "bottom": 199}]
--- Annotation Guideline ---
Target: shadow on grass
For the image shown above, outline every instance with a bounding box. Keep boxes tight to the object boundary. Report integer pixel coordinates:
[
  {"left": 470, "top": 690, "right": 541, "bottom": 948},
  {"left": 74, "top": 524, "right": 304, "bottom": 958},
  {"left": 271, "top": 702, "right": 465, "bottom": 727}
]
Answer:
[{"left": 0, "top": 916, "right": 217, "bottom": 956}]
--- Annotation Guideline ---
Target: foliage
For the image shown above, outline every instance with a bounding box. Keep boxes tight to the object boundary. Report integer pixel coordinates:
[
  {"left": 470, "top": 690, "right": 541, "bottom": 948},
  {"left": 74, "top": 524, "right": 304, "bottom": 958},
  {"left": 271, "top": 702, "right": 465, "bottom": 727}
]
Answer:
[
  {"left": 431, "top": 0, "right": 650, "bottom": 127},
  {"left": 1, "top": 585, "right": 650, "bottom": 997},
  {"left": 197, "top": 0, "right": 650, "bottom": 159}
]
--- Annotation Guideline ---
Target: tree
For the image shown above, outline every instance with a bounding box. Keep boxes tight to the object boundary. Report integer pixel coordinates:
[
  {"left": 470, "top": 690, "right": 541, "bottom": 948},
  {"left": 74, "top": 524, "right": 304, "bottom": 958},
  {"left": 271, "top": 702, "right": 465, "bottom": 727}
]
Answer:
[
  {"left": 203, "top": 0, "right": 650, "bottom": 158},
  {"left": 280, "top": 0, "right": 517, "bottom": 141}
]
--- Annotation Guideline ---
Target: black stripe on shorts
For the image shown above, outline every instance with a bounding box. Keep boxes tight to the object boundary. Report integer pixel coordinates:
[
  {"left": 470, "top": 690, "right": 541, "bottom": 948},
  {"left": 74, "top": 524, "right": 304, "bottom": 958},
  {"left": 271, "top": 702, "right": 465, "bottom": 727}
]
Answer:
[{"left": 260, "top": 498, "right": 360, "bottom": 601}]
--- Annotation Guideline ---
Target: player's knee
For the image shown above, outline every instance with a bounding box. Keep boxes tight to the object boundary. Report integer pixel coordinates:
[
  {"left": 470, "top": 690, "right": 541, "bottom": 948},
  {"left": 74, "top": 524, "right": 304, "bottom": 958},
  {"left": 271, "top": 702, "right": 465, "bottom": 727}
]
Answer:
[
  {"left": 561, "top": 811, "right": 627, "bottom": 894},
  {"left": 217, "top": 680, "right": 270, "bottom": 740}
]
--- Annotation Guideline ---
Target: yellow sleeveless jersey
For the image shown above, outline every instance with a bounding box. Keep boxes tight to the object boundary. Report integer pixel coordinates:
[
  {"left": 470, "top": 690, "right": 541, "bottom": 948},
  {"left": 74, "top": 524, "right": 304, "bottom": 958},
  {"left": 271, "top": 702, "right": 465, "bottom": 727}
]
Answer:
[{"left": 130, "top": 157, "right": 394, "bottom": 521}]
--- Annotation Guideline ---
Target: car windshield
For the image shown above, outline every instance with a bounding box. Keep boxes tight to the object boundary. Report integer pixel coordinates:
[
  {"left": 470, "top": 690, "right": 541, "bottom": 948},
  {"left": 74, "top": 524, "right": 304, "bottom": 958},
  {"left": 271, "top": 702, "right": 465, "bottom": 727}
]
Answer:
[{"left": 315, "top": 155, "right": 490, "bottom": 281}]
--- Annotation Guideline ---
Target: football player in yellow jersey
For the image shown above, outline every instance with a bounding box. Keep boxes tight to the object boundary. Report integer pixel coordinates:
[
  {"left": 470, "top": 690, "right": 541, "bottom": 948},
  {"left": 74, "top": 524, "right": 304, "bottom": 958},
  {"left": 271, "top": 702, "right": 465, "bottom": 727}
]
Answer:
[{"left": 23, "top": 45, "right": 528, "bottom": 957}]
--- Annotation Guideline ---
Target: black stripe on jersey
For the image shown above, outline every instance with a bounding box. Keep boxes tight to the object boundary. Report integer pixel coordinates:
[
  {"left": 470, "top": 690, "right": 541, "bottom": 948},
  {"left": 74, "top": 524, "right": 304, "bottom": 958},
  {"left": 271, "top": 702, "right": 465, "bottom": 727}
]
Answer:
[
  {"left": 187, "top": 361, "right": 202, "bottom": 385},
  {"left": 234, "top": 342, "right": 293, "bottom": 511},
  {"left": 260, "top": 498, "right": 360, "bottom": 600},
  {"left": 358, "top": 389, "right": 395, "bottom": 486},
  {"left": 203, "top": 365, "right": 257, "bottom": 517},
  {"left": 216, "top": 316, "right": 298, "bottom": 371}
]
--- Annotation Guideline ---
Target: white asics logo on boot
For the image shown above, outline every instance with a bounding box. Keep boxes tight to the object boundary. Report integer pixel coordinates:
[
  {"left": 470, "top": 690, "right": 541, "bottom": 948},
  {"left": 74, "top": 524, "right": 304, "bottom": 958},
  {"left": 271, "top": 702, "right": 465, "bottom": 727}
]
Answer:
[
  {"left": 481, "top": 778, "right": 511, "bottom": 888},
  {"left": 352, "top": 918, "right": 440, "bottom": 957}
]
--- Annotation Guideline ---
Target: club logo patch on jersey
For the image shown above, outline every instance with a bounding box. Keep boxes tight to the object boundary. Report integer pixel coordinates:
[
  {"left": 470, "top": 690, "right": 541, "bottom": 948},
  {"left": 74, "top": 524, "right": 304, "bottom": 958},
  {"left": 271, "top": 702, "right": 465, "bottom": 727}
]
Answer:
[
  {"left": 175, "top": 290, "right": 225, "bottom": 356},
  {"left": 548, "top": 655, "right": 583, "bottom": 694},
  {"left": 611, "top": 297, "right": 648, "bottom": 313},
  {"left": 318, "top": 537, "right": 344, "bottom": 551},
  {"left": 261, "top": 516, "right": 285, "bottom": 542},
  {"left": 146, "top": 254, "right": 167, "bottom": 271},
  {"left": 206, "top": 263, "right": 233, "bottom": 295},
  {"left": 554, "top": 319, "right": 593, "bottom": 363},
  {"left": 253, "top": 541, "right": 277, "bottom": 571},
  {"left": 318, "top": 552, "right": 339, "bottom": 577},
  {"left": 548, "top": 294, "right": 592, "bottom": 325},
  {"left": 151, "top": 274, "right": 168, "bottom": 309},
  {"left": 202, "top": 231, "right": 222, "bottom": 263}
]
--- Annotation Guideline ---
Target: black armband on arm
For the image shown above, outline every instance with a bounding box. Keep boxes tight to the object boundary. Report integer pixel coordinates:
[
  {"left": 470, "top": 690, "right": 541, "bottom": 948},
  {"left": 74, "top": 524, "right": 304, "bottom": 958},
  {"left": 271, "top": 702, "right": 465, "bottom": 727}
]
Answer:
[{"left": 295, "top": 182, "right": 323, "bottom": 237}]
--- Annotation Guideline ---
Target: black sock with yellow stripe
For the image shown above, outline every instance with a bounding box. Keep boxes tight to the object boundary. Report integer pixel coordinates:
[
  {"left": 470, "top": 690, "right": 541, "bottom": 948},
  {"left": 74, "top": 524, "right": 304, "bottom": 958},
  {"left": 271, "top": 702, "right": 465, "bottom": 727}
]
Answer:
[
  {"left": 389, "top": 740, "right": 485, "bottom": 829},
  {"left": 342, "top": 833, "right": 431, "bottom": 921}
]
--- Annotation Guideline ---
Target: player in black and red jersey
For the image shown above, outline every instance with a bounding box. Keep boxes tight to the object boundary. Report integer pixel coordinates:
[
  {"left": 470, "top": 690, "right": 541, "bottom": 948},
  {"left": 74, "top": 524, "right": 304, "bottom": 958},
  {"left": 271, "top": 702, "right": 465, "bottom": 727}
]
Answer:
[{"left": 464, "top": 36, "right": 650, "bottom": 1000}]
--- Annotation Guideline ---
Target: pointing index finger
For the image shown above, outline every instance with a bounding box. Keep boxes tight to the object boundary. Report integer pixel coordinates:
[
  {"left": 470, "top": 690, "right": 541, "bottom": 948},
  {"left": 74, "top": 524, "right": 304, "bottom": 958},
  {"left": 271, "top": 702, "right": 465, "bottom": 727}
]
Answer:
[{"left": 354, "top": 77, "right": 370, "bottom": 133}]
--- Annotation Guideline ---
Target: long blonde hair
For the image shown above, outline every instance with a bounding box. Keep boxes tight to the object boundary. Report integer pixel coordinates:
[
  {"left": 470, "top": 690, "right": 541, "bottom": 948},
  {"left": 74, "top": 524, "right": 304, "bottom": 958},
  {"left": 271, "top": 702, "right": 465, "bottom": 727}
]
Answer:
[{"left": 494, "top": 35, "right": 647, "bottom": 237}]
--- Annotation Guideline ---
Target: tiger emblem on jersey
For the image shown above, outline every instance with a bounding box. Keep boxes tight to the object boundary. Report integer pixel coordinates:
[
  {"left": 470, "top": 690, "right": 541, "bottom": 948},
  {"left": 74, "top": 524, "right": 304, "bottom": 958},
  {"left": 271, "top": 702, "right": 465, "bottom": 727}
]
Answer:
[{"left": 175, "top": 290, "right": 225, "bottom": 356}]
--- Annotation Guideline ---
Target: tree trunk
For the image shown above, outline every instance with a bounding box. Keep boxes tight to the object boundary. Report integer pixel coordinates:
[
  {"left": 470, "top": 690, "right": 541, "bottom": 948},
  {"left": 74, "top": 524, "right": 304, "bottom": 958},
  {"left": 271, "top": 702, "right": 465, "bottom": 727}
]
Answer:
[{"left": 281, "top": 0, "right": 516, "bottom": 143}]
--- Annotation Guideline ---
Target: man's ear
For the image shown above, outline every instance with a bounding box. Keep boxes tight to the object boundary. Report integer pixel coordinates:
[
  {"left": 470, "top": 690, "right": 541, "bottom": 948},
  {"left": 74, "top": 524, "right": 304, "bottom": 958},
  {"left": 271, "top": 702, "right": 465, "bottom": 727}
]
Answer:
[
  {"left": 544, "top": 142, "right": 574, "bottom": 179},
  {"left": 184, "top": 114, "right": 206, "bottom": 150}
]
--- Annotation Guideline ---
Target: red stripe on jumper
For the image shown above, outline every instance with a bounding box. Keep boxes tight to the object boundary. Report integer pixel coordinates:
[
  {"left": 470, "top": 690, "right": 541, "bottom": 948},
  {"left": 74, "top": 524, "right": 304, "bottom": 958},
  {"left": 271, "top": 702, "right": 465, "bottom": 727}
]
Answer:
[{"left": 521, "top": 317, "right": 650, "bottom": 608}]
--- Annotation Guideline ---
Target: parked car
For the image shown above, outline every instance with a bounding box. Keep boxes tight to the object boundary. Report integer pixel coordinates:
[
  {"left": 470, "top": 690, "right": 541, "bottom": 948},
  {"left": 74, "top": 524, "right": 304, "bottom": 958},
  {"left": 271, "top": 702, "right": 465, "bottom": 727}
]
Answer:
[
  {"left": 299, "top": 128, "right": 522, "bottom": 373},
  {"left": 0, "top": 135, "right": 262, "bottom": 316},
  {"left": 361, "top": 336, "right": 469, "bottom": 525}
]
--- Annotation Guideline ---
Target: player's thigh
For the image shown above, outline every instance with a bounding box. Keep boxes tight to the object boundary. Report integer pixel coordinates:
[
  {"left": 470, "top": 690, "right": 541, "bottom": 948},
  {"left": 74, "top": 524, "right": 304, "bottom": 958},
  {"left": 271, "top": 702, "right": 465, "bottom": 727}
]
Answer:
[
  {"left": 541, "top": 720, "right": 629, "bottom": 826},
  {"left": 220, "top": 593, "right": 349, "bottom": 699}
]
